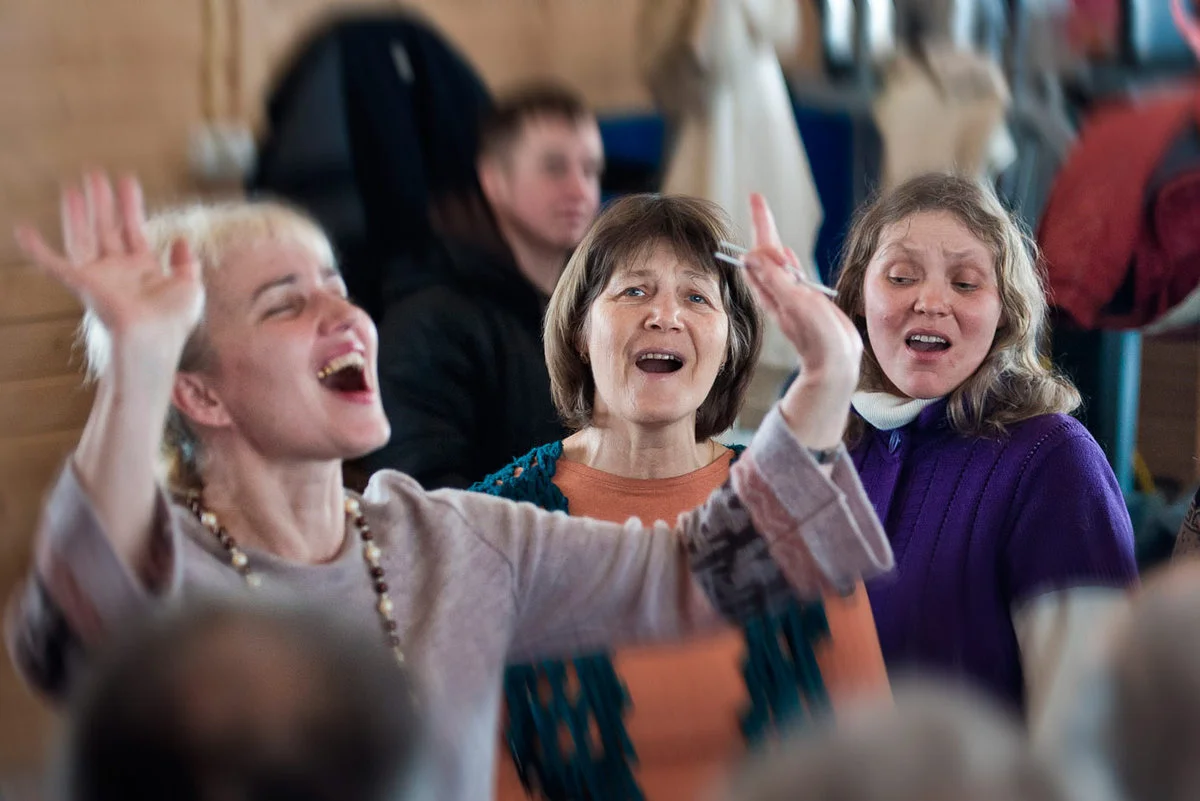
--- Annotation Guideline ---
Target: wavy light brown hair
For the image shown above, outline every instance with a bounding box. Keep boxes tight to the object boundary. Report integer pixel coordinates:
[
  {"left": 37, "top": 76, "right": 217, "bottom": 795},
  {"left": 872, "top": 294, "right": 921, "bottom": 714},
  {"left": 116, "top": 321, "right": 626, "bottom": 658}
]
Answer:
[
  {"left": 834, "top": 173, "right": 1079, "bottom": 442},
  {"left": 544, "top": 193, "right": 763, "bottom": 440}
]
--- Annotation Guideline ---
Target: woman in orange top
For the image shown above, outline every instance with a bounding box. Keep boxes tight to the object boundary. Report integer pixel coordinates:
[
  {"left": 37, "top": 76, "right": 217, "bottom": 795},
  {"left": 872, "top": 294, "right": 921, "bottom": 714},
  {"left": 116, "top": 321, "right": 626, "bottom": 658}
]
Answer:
[{"left": 473, "top": 193, "right": 889, "bottom": 801}]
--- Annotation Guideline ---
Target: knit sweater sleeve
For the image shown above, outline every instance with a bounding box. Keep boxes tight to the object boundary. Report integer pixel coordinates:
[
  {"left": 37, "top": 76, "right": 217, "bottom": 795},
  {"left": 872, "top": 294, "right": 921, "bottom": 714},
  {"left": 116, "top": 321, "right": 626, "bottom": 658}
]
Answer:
[
  {"left": 450, "top": 406, "right": 892, "bottom": 662},
  {"left": 1003, "top": 418, "right": 1138, "bottom": 604},
  {"left": 4, "top": 463, "right": 186, "bottom": 701},
  {"left": 1172, "top": 487, "right": 1200, "bottom": 560}
]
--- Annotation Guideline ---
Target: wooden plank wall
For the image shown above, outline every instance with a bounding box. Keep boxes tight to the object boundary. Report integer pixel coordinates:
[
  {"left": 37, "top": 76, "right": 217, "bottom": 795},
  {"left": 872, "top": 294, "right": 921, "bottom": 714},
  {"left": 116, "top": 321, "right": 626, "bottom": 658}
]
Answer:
[
  {"left": 0, "top": 0, "right": 821, "bottom": 775},
  {"left": 0, "top": 0, "right": 206, "bottom": 770}
]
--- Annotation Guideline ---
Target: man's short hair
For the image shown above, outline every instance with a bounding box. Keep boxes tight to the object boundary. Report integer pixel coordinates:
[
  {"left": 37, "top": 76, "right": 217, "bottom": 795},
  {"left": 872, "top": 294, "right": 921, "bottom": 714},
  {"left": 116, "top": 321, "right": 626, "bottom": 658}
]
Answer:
[
  {"left": 59, "top": 601, "right": 423, "bottom": 801},
  {"left": 478, "top": 82, "right": 593, "bottom": 160}
]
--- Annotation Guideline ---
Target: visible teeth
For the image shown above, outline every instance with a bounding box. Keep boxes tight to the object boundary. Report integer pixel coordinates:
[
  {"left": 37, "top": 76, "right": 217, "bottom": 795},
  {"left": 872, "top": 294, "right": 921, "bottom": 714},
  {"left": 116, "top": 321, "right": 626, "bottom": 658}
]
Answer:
[
  {"left": 639, "top": 353, "right": 682, "bottom": 362},
  {"left": 908, "top": 334, "right": 948, "bottom": 345},
  {"left": 317, "top": 351, "right": 366, "bottom": 379}
]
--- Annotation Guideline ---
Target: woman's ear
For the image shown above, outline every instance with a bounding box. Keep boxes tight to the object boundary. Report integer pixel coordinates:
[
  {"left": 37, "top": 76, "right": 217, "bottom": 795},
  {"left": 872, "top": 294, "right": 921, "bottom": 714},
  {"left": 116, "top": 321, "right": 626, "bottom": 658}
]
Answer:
[
  {"left": 575, "top": 316, "right": 592, "bottom": 367},
  {"left": 171, "top": 372, "right": 232, "bottom": 430}
]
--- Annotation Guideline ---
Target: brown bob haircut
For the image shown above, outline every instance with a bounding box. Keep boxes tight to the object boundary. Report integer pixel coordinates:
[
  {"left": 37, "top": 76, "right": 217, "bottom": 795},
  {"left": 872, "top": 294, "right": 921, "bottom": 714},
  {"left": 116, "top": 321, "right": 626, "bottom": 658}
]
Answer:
[
  {"left": 833, "top": 172, "right": 1079, "bottom": 442},
  {"left": 544, "top": 194, "right": 763, "bottom": 440}
]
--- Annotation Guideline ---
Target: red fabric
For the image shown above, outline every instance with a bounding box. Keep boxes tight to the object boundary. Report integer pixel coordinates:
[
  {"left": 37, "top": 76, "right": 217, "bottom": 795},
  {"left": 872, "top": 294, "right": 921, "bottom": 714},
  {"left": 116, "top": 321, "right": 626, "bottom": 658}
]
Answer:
[
  {"left": 1130, "top": 171, "right": 1200, "bottom": 329},
  {"left": 1067, "top": 0, "right": 1120, "bottom": 58},
  {"left": 1038, "top": 87, "right": 1200, "bottom": 329}
]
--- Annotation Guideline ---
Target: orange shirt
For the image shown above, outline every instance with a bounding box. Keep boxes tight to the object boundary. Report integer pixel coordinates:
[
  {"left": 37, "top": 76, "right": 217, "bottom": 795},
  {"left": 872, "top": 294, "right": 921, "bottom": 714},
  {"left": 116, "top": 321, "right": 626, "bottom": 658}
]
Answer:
[{"left": 495, "top": 450, "right": 890, "bottom": 801}]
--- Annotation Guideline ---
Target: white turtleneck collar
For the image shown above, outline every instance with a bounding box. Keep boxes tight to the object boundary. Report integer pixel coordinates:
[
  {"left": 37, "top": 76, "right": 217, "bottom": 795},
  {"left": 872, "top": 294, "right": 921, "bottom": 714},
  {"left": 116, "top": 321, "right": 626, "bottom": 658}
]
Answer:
[{"left": 851, "top": 391, "right": 944, "bottom": 431}]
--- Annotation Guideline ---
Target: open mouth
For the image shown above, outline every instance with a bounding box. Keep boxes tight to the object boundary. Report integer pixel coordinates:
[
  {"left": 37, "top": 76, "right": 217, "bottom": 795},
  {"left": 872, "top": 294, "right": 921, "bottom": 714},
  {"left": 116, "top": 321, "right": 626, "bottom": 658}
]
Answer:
[
  {"left": 906, "top": 333, "right": 950, "bottom": 353},
  {"left": 635, "top": 351, "right": 684, "bottom": 374},
  {"left": 317, "top": 351, "right": 370, "bottom": 393}
]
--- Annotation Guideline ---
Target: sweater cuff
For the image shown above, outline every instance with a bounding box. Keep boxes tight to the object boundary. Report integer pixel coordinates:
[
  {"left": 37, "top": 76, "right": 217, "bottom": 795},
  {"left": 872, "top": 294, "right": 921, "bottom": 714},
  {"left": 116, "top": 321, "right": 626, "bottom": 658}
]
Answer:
[
  {"left": 733, "top": 405, "right": 893, "bottom": 598},
  {"left": 34, "top": 463, "right": 180, "bottom": 645}
]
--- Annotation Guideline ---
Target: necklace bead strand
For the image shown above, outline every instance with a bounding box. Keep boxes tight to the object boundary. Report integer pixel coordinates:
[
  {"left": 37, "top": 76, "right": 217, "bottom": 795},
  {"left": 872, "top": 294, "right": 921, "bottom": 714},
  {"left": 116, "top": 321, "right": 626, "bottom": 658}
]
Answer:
[
  {"left": 345, "top": 496, "right": 405, "bottom": 665},
  {"left": 184, "top": 491, "right": 404, "bottom": 666}
]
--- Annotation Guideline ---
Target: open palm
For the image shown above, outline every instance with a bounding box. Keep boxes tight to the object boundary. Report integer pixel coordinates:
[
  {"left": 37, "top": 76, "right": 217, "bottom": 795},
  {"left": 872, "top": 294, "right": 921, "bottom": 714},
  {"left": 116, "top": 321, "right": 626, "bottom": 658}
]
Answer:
[
  {"left": 14, "top": 172, "right": 203, "bottom": 368},
  {"left": 741, "top": 193, "right": 862, "bottom": 385}
]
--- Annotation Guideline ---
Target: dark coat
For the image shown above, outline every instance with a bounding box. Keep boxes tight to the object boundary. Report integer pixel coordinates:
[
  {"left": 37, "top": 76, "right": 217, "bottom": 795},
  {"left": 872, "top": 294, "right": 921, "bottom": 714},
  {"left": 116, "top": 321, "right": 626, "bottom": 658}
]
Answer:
[{"left": 357, "top": 238, "right": 568, "bottom": 489}]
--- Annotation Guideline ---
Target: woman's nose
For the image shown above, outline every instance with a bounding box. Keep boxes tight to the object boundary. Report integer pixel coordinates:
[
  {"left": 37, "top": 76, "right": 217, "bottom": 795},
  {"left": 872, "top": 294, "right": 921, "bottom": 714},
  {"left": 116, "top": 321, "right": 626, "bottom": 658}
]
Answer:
[
  {"left": 645, "top": 297, "right": 684, "bottom": 330},
  {"left": 319, "top": 293, "right": 360, "bottom": 335},
  {"left": 913, "top": 283, "right": 951, "bottom": 316}
]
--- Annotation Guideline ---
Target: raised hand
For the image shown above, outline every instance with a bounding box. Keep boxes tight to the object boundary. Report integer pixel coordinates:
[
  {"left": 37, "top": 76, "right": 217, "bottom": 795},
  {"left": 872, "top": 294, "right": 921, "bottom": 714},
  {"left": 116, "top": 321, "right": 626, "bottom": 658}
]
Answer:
[
  {"left": 741, "top": 193, "right": 862, "bottom": 392},
  {"left": 14, "top": 171, "right": 203, "bottom": 373}
]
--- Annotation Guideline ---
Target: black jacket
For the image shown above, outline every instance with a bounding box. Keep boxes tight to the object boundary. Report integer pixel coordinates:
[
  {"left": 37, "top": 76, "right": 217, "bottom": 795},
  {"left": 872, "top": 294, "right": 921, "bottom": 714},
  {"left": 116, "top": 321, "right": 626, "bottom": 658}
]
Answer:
[{"left": 357, "top": 239, "right": 568, "bottom": 489}]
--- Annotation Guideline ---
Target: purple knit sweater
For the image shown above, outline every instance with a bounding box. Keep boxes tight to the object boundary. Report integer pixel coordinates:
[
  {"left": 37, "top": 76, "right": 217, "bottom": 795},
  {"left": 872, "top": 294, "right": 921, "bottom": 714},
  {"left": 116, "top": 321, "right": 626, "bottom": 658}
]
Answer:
[{"left": 852, "top": 401, "right": 1137, "bottom": 711}]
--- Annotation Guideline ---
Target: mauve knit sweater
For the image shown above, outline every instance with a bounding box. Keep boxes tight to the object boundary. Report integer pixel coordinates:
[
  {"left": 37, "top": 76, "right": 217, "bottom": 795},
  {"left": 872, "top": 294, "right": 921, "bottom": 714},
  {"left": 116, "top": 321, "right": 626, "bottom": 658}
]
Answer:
[
  {"left": 6, "top": 407, "right": 891, "bottom": 801},
  {"left": 852, "top": 400, "right": 1138, "bottom": 711}
]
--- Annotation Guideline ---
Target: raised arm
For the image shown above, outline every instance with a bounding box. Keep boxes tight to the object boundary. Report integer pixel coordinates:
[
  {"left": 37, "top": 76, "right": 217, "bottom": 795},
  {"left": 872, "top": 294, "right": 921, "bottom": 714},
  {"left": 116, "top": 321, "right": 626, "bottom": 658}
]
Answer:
[{"left": 12, "top": 173, "right": 200, "bottom": 582}]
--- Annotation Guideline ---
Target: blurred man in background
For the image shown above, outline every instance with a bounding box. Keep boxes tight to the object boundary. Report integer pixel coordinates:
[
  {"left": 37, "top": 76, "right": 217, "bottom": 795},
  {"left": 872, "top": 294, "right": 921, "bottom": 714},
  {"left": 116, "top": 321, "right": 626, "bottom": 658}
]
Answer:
[{"left": 359, "top": 82, "right": 603, "bottom": 489}]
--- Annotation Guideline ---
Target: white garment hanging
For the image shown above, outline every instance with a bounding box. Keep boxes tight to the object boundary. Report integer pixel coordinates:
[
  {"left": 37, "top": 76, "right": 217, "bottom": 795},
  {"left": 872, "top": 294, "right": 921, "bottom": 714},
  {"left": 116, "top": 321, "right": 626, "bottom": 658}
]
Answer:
[
  {"left": 872, "top": 44, "right": 1012, "bottom": 189},
  {"left": 661, "top": 0, "right": 826, "bottom": 372}
]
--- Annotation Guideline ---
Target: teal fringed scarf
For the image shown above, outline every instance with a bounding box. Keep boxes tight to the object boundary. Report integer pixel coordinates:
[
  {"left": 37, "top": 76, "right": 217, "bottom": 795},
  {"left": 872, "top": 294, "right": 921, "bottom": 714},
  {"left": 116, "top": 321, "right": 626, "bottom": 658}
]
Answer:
[{"left": 470, "top": 441, "right": 830, "bottom": 800}]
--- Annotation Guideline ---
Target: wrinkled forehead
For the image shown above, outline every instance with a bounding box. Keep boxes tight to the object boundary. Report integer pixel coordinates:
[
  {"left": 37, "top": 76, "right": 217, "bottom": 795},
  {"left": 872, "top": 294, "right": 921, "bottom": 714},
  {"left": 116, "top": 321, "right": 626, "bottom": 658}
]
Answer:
[
  {"left": 608, "top": 238, "right": 725, "bottom": 286},
  {"left": 173, "top": 210, "right": 338, "bottom": 310},
  {"left": 873, "top": 211, "right": 996, "bottom": 266},
  {"left": 212, "top": 243, "right": 341, "bottom": 323}
]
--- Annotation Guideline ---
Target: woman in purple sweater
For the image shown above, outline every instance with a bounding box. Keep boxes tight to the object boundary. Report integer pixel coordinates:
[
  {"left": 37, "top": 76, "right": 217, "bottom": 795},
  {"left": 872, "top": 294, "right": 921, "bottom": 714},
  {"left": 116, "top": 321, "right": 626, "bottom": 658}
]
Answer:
[
  {"left": 830, "top": 173, "right": 1137, "bottom": 734},
  {"left": 4, "top": 173, "right": 889, "bottom": 801}
]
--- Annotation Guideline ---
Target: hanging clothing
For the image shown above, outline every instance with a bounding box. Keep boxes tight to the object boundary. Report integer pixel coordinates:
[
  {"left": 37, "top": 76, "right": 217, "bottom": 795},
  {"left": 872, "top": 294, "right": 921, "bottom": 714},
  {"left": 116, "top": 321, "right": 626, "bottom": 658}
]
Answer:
[
  {"left": 249, "top": 10, "right": 492, "bottom": 321},
  {"left": 1038, "top": 88, "right": 1200, "bottom": 331},
  {"left": 651, "top": 0, "right": 825, "bottom": 375},
  {"left": 872, "top": 44, "right": 1014, "bottom": 191}
]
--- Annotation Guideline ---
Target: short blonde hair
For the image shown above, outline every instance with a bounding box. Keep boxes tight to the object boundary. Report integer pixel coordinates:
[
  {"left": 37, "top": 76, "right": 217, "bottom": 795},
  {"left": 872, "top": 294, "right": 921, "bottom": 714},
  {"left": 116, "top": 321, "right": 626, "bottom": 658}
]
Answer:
[
  {"left": 80, "top": 200, "right": 335, "bottom": 495},
  {"left": 543, "top": 194, "right": 763, "bottom": 440},
  {"left": 834, "top": 173, "right": 1079, "bottom": 443}
]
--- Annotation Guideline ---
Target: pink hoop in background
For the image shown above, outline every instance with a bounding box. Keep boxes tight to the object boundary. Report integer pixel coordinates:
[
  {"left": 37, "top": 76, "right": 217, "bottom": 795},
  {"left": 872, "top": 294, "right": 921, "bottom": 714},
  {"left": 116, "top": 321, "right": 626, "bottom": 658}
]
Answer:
[{"left": 1171, "top": 0, "right": 1200, "bottom": 61}]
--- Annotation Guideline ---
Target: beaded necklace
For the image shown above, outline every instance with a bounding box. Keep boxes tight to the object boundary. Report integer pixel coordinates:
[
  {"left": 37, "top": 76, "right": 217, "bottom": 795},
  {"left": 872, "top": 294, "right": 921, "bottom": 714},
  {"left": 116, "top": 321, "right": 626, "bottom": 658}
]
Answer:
[{"left": 184, "top": 491, "right": 405, "bottom": 666}]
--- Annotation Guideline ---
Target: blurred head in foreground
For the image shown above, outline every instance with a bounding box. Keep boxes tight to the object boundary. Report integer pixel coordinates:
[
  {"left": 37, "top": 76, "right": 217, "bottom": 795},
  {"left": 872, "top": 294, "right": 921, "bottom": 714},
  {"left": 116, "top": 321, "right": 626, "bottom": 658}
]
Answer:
[
  {"left": 59, "top": 601, "right": 424, "bottom": 801},
  {"left": 720, "top": 680, "right": 1068, "bottom": 801}
]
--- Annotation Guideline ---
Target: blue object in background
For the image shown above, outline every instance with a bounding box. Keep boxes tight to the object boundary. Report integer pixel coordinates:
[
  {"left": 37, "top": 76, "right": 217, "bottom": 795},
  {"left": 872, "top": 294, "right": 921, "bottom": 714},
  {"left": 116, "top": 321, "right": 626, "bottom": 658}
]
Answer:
[{"left": 596, "top": 114, "right": 666, "bottom": 204}]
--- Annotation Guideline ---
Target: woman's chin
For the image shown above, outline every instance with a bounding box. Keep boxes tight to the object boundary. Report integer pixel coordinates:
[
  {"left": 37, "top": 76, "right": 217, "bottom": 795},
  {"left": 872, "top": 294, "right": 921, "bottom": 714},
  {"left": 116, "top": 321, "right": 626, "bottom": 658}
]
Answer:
[
  {"left": 337, "top": 422, "right": 392, "bottom": 461},
  {"left": 888, "top": 369, "right": 962, "bottom": 401},
  {"left": 895, "top": 381, "right": 954, "bottom": 400}
]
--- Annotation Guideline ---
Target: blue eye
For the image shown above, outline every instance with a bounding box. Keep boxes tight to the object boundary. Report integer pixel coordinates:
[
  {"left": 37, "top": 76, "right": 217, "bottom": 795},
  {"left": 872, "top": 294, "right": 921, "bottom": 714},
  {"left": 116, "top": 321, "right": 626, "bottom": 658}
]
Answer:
[
  {"left": 688, "top": 293, "right": 709, "bottom": 304},
  {"left": 623, "top": 287, "right": 646, "bottom": 297},
  {"left": 954, "top": 282, "right": 978, "bottom": 291}
]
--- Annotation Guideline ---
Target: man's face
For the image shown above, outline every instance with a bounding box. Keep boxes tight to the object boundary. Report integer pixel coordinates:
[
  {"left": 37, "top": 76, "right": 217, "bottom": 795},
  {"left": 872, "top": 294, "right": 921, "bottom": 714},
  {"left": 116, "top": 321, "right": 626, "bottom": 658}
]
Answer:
[{"left": 482, "top": 114, "right": 604, "bottom": 253}]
